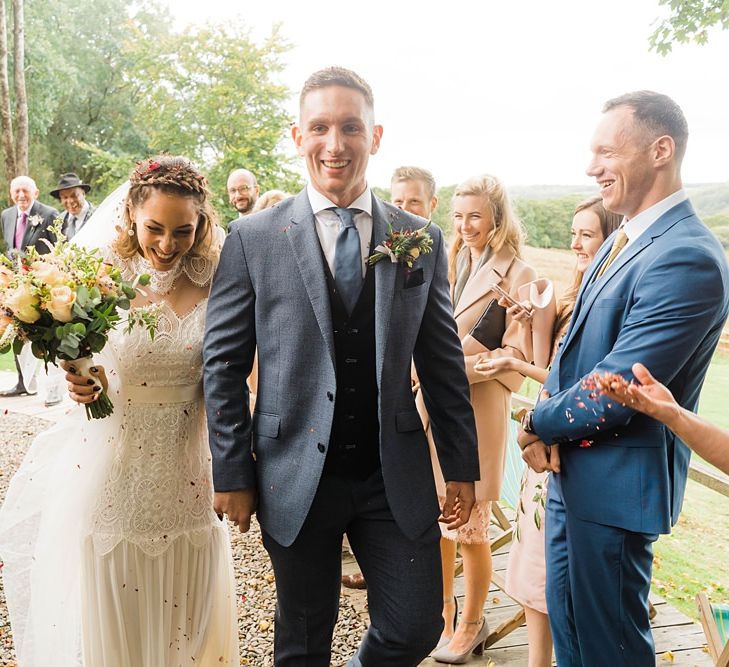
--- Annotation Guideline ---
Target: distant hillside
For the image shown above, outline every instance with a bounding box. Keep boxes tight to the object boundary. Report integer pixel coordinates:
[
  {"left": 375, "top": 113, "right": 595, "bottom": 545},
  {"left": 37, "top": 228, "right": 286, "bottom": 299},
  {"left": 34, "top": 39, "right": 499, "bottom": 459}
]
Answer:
[
  {"left": 685, "top": 182, "right": 729, "bottom": 218},
  {"left": 508, "top": 184, "right": 596, "bottom": 201}
]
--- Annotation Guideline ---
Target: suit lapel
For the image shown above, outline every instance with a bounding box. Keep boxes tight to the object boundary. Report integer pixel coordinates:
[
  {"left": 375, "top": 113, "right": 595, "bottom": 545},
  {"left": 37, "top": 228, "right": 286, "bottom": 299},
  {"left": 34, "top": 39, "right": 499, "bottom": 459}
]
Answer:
[
  {"left": 453, "top": 247, "right": 516, "bottom": 319},
  {"left": 21, "top": 202, "right": 42, "bottom": 248},
  {"left": 372, "top": 195, "right": 397, "bottom": 386},
  {"left": 563, "top": 200, "right": 695, "bottom": 350},
  {"left": 285, "top": 191, "right": 336, "bottom": 369}
]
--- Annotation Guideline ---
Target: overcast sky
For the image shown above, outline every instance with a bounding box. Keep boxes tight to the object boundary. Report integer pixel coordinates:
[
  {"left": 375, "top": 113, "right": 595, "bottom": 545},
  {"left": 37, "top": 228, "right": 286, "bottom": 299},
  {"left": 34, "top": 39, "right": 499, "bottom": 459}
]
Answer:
[{"left": 169, "top": 0, "right": 729, "bottom": 189}]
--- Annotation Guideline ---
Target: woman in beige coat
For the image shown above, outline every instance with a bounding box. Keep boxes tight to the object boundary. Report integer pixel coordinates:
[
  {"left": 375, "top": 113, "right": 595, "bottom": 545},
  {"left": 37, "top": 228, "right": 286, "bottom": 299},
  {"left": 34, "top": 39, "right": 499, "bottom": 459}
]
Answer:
[{"left": 418, "top": 174, "right": 536, "bottom": 663}]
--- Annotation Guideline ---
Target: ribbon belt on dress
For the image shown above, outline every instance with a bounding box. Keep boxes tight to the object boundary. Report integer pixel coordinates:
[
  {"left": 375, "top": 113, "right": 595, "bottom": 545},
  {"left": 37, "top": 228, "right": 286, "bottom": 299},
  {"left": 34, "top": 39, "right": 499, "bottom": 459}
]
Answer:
[{"left": 125, "top": 384, "right": 202, "bottom": 404}]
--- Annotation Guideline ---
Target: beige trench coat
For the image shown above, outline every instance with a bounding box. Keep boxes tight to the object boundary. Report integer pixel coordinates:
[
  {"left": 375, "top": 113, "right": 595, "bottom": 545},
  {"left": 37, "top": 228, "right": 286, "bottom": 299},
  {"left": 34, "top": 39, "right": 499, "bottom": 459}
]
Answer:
[{"left": 416, "top": 246, "right": 536, "bottom": 502}]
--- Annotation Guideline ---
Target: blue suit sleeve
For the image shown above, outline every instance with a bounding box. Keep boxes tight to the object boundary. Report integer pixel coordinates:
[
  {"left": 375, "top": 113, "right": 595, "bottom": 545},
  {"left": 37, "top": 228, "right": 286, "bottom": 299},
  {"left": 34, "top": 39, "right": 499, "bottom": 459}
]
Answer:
[{"left": 533, "top": 245, "right": 726, "bottom": 445}]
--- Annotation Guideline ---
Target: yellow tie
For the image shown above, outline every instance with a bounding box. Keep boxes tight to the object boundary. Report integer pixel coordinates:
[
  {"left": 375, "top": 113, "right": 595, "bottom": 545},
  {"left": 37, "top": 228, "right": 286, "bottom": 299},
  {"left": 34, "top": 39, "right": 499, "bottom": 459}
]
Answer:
[{"left": 596, "top": 227, "right": 629, "bottom": 278}]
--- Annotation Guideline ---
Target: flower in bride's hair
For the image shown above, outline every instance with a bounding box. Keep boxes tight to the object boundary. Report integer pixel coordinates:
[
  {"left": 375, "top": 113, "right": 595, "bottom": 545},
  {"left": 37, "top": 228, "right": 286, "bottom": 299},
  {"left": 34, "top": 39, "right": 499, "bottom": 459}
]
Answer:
[
  {"left": 30, "top": 259, "right": 68, "bottom": 289},
  {"left": 4, "top": 282, "right": 41, "bottom": 323},
  {"left": 46, "top": 285, "right": 77, "bottom": 322}
]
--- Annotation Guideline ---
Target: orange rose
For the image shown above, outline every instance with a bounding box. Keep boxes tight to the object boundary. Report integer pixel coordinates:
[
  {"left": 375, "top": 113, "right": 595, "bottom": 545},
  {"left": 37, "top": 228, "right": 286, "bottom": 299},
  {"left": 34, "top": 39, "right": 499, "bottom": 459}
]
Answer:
[{"left": 0, "top": 265, "right": 13, "bottom": 288}]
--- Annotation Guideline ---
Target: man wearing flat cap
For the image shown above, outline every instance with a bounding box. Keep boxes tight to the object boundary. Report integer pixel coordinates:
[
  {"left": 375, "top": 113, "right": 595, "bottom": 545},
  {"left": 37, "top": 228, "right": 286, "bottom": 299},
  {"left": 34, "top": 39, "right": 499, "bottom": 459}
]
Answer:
[{"left": 51, "top": 173, "right": 94, "bottom": 240}]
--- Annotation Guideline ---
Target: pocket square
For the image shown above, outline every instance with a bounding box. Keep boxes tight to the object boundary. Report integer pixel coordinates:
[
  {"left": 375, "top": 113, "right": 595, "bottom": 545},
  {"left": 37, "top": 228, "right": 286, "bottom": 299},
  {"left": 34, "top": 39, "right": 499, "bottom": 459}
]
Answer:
[{"left": 404, "top": 268, "right": 424, "bottom": 289}]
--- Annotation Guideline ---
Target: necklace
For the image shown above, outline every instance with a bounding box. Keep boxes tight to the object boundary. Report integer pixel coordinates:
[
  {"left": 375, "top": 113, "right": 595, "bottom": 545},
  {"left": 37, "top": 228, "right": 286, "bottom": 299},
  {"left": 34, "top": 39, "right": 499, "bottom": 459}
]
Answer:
[{"left": 131, "top": 253, "right": 186, "bottom": 295}]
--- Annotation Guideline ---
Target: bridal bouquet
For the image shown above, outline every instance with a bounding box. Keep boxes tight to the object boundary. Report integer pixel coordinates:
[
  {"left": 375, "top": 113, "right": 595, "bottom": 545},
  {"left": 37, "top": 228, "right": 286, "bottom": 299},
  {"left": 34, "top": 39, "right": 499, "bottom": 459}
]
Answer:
[{"left": 0, "top": 222, "right": 156, "bottom": 419}]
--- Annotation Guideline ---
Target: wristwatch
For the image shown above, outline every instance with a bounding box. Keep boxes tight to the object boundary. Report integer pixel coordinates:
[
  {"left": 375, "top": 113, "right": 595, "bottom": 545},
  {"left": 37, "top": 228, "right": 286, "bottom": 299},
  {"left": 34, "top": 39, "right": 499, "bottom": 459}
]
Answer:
[{"left": 520, "top": 409, "right": 535, "bottom": 435}]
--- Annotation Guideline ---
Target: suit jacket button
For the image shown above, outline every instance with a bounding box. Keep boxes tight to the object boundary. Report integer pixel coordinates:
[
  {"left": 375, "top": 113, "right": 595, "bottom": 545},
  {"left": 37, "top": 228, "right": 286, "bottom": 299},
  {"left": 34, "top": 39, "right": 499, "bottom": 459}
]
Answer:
[
  {"left": 317, "top": 443, "right": 326, "bottom": 453},
  {"left": 327, "top": 392, "right": 334, "bottom": 401}
]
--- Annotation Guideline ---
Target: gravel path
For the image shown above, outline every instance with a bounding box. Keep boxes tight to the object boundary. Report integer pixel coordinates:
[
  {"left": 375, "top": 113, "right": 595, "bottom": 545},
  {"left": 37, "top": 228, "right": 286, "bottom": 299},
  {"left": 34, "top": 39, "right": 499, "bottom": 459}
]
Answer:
[{"left": 0, "top": 412, "right": 368, "bottom": 666}]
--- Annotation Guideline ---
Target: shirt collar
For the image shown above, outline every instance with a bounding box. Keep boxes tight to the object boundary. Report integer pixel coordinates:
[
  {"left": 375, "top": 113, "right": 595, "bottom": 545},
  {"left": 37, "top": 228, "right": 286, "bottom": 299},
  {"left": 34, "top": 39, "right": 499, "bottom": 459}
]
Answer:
[
  {"left": 623, "top": 188, "right": 687, "bottom": 242},
  {"left": 17, "top": 202, "right": 34, "bottom": 217},
  {"left": 306, "top": 184, "right": 373, "bottom": 219},
  {"left": 74, "top": 201, "right": 89, "bottom": 220}
]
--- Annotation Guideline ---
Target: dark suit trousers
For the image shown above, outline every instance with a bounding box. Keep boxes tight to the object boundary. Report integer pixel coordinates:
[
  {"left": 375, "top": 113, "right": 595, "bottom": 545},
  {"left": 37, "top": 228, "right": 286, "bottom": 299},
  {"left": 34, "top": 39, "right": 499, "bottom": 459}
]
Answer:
[
  {"left": 261, "top": 468, "right": 443, "bottom": 667},
  {"left": 545, "top": 476, "right": 657, "bottom": 667}
]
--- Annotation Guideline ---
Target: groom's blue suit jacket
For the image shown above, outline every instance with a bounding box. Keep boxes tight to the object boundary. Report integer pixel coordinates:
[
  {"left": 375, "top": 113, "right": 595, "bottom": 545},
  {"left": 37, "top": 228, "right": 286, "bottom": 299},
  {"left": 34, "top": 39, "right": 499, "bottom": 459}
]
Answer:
[
  {"left": 533, "top": 199, "right": 729, "bottom": 535},
  {"left": 204, "top": 190, "right": 479, "bottom": 547}
]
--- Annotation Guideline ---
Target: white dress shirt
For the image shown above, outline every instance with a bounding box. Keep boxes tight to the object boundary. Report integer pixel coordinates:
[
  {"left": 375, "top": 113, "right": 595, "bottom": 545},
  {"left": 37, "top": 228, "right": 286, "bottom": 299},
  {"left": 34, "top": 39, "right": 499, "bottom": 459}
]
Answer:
[
  {"left": 617, "top": 188, "right": 688, "bottom": 258},
  {"left": 306, "top": 184, "right": 373, "bottom": 279},
  {"left": 68, "top": 201, "right": 90, "bottom": 233}
]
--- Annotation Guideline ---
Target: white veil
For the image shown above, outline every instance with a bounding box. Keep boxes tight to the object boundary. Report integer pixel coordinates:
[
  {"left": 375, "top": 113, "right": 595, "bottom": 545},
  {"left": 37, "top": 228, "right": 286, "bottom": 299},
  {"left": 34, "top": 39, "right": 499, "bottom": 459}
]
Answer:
[
  {"left": 74, "top": 180, "right": 130, "bottom": 251},
  {"left": 0, "top": 183, "right": 131, "bottom": 666}
]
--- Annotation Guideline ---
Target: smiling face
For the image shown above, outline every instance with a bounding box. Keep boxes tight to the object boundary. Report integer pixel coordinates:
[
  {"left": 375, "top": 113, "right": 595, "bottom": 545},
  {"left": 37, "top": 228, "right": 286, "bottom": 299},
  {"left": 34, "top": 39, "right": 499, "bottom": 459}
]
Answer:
[
  {"left": 586, "top": 106, "right": 658, "bottom": 220},
  {"left": 59, "top": 186, "right": 87, "bottom": 216},
  {"left": 570, "top": 208, "right": 606, "bottom": 273},
  {"left": 391, "top": 178, "right": 437, "bottom": 220},
  {"left": 453, "top": 194, "right": 494, "bottom": 258},
  {"left": 10, "top": 178, "right": 39, "bottom": 213},
  {"left": 130, "top": 190, "right": 199, "bottom": 271},
  {"left": 227, "top": 170, "right": 259, "bottom": 214},
  {"left": 292, "top": 85, "right": 383, "bottom": 207}
]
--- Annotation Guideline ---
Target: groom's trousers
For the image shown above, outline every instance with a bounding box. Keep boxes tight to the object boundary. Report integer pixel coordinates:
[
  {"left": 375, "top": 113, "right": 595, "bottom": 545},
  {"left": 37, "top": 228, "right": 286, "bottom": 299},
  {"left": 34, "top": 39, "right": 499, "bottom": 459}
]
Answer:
[
  {"left": 545, "top": 475, "right": 658, "bottom": 667},
  {"left": 261, "top": 467, "right": 443, "bottom": 667}
]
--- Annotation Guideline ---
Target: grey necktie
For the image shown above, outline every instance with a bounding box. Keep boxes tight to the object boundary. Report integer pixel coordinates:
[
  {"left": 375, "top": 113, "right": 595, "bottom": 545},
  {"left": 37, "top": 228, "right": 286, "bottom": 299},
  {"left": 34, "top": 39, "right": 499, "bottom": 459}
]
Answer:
[
  {"left": 332, "top": 207, "right": 363, "bottom": 314},
  {"left": 66, "top": 215, "right": 77, "bottom": 239}
]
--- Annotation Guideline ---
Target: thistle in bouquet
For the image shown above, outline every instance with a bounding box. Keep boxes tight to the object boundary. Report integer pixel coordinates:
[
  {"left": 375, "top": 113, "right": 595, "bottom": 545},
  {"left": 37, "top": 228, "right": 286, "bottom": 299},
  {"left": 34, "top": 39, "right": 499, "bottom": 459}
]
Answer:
[{"left": 0, "top": 221, "right": 157, "bottom": 419}]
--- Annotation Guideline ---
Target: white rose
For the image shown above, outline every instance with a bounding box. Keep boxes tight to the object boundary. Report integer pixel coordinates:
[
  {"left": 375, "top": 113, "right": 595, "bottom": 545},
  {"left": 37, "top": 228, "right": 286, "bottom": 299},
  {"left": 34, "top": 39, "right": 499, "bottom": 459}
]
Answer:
[
  {"left": 5, "top": 282, "right": 41, "bottom": 323},
  {"left": 46, "top": 285, "right": 77, "bottom": 323}
]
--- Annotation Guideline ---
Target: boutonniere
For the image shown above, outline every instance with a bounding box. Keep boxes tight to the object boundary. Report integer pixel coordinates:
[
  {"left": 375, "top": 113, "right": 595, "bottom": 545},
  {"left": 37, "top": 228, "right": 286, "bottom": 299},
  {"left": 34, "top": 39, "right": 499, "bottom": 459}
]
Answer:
[
  {"left": 28, "top": 215, "right": 43, "bottom": 228},
  {"left": 367, "top": 221, "right": 434, "bottom": 268}
]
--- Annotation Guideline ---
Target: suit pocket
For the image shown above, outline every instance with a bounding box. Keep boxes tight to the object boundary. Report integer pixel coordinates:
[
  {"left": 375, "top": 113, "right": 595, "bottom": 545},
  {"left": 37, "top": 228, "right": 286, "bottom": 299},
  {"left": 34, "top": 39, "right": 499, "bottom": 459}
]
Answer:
[
  {"left": 595, "top": 297, "right": 627, "bottom": 309},
  {"left": 252, "top": 411, "right": 280, "bottom": 439},
  {"left": 396, "top": 409, "right": 424, "bottom": 433}
]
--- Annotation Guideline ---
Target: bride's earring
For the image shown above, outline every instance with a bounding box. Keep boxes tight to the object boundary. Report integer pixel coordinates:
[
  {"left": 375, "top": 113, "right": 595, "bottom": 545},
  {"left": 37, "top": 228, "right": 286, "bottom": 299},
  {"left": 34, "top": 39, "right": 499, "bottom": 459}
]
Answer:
[{"left": 128, "top": 223, "right": 135, "bottom": 237}]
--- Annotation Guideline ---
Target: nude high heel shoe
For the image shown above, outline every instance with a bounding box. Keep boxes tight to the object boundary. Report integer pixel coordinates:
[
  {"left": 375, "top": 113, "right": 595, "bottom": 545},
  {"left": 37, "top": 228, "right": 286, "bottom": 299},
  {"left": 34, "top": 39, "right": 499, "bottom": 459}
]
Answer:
[{"left": 430, "top": 616, "right": 489, "bottom": 664}]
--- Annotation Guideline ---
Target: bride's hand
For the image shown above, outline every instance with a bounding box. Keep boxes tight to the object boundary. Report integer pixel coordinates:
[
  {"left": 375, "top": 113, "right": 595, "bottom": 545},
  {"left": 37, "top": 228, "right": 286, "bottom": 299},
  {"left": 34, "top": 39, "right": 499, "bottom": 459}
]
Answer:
[{"left": 60, "top": 360, "right": 109, "bottom": 404}]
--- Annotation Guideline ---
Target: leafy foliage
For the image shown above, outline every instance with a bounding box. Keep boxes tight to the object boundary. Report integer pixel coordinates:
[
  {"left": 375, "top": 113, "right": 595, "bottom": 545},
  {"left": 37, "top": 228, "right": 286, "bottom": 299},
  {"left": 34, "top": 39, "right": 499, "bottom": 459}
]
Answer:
[
  {"left": 650, "top": 0, "right": 729, "bottom": 54},
  {"left": 2, "top": 2, "right": 302, "bottom": 218}
]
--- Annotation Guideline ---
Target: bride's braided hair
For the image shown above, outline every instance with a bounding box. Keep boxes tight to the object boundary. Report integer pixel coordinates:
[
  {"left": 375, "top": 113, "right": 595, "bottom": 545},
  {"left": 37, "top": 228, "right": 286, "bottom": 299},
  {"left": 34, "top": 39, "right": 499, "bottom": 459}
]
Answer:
[{"left": 115, "top": 155, "right": 220, "bottom": 261}]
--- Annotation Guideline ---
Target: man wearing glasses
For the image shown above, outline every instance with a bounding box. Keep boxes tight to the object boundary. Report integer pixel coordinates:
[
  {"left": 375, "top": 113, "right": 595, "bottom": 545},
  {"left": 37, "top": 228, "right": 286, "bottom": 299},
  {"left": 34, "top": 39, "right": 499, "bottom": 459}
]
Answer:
[{"left": 226, "top": 168, "right": 260, "bottom": 221}]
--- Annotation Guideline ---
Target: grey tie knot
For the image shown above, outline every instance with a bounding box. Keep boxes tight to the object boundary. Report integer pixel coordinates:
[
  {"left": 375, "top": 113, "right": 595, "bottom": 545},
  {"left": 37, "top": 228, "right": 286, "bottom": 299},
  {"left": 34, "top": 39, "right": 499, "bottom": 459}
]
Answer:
[{"left": 331, "top": 207, "right": 360, "bottom": 229}]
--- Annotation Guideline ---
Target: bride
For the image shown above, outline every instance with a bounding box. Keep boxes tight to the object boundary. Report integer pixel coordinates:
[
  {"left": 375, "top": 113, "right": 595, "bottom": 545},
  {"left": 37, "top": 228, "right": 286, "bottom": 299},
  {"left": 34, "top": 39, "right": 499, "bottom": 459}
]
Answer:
[{"left": 0, "top": 156, "right": 239, "bottom": 665}]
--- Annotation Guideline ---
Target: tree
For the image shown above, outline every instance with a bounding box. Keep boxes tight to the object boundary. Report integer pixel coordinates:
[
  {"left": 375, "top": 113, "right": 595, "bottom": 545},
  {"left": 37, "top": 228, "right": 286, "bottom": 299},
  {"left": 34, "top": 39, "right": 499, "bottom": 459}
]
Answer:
[
  {"left": 651, "top": 0, "right": 729, "bottom": 54},
  {"left": 0, "top": 0, "right": 28, "bottom": 180},
  {"left": 131, "top": 20, "right": 303, "bottom": 221}
]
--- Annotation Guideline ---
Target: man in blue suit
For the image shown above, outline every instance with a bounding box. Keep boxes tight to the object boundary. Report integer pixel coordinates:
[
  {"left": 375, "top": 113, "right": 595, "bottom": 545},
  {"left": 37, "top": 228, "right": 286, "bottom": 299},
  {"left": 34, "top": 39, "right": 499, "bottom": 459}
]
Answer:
[
  {"left": 517, "top": 91, "right": 729, "bottom": 666},
  {"left": 204, "top": 67, "right": 479, "bottom": 666}
]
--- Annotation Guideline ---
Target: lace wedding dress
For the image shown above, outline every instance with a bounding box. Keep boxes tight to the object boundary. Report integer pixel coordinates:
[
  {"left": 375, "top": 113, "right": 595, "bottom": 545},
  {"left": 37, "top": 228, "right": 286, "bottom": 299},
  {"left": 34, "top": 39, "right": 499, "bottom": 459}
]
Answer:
[{"left": 0, "top": 252, "right": 238, "bottom": 666}]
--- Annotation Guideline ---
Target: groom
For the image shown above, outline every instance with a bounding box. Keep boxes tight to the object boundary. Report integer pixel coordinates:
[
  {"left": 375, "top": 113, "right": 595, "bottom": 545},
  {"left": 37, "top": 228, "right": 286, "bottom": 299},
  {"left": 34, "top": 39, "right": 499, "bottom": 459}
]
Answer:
[{"left": 204, "top": 67, "right": 479, "bottom": 666}]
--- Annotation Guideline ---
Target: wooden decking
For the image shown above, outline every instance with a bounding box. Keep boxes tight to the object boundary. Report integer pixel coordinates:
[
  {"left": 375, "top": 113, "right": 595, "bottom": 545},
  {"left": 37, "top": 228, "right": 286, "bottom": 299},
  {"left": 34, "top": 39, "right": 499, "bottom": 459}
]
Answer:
[
  {"left": 340, "top": 548, "right": 712, "bottom": 666},
  {"left": 0, "top": 371, "right": 715, "bottom": 666}
]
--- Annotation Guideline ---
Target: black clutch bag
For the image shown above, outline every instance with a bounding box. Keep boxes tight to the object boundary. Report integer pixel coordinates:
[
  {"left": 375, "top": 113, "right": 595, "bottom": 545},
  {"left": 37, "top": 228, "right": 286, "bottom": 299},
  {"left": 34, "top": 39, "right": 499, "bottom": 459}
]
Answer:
[{"left": 469, "top": 298, "right": 506, "bottom": 350}]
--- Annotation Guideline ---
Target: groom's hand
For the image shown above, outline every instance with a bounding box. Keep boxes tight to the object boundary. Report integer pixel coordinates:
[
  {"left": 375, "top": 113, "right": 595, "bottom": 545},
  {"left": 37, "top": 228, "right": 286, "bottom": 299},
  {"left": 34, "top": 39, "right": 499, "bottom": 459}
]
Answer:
[
  {"left": 214, "top": 489, "right": 257, "bottom": 533},
  {"left": 440, "top": 481, "right": 476, "bottom": 529}
]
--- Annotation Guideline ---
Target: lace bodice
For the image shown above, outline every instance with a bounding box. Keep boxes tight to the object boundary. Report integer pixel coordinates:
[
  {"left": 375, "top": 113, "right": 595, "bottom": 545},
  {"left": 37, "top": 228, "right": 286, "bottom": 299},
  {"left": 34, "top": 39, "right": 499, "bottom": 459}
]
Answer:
[{"left": 90, "top": 252, "right": 217, "bottom": 557}]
